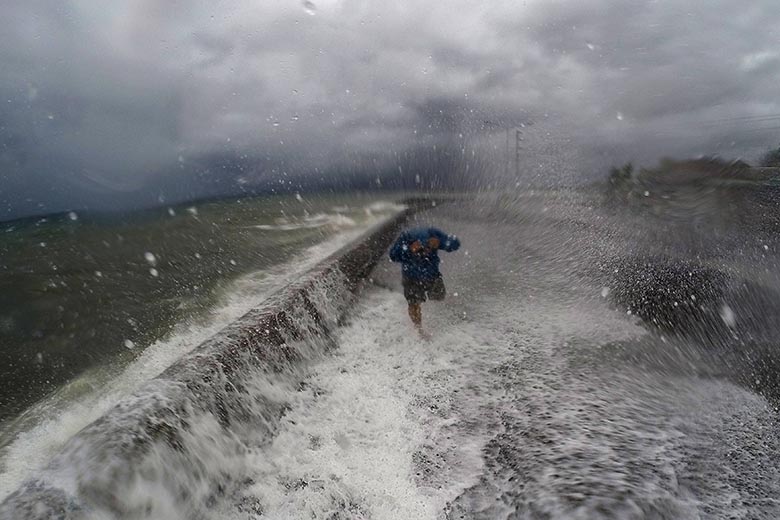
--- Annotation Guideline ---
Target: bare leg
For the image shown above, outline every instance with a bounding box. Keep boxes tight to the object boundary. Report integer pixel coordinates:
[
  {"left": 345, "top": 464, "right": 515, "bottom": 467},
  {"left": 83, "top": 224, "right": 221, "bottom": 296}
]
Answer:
[
  {"left": 408, "top": 303, "right": 422, "bottom": 329},
  {"left": 408, "top": 304, "right": 431, "bottom": 340}
]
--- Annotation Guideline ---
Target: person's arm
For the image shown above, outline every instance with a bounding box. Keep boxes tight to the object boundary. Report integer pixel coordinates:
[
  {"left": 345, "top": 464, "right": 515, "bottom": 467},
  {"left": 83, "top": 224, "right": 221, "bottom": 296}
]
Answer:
[
  {"left": 389, "top": 233, "right": 412, "bottom": 262},
  {"left": 431, "top": 228, "right": 460, "bottom": 252}
]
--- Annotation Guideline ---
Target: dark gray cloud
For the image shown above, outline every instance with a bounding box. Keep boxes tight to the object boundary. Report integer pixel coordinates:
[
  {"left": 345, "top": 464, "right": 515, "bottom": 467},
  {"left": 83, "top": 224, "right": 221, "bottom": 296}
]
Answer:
[{"left": 1, "top": 0, "right": 779, "bottom": 219}]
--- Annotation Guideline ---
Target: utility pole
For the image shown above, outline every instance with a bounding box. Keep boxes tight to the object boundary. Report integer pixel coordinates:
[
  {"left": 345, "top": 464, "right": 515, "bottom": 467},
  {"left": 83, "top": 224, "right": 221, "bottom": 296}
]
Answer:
[
  {"left": 515, "top": 129, "right": 522, "bottom": 179},
  {"left": 505, "top": 128, "right": 510, "bottom": 178}
]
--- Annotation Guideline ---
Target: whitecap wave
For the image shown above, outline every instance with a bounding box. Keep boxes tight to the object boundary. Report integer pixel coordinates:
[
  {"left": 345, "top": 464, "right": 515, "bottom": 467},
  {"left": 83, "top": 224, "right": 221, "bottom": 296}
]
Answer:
[
  {"left": 254, "top": 201, "right": 406, "bottom": 232},
  {"left": 255, "top": 213, "right": 358, "bottom": 232}
]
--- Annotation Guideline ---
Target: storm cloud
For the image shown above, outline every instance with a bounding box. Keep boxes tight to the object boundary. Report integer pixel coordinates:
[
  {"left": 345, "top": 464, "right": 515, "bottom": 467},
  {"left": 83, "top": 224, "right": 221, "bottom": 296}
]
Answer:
[{"left": 1, "top": 0, "right": 779, "bottom": 218}]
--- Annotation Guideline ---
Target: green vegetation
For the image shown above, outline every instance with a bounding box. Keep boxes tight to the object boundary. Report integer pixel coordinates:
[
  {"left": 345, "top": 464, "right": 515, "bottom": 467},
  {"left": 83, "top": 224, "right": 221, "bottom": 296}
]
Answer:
[
  {"left": 605, "top": 143, "right": 780, "bottom": 206},
  {"left": 760, "top": 144, "right": 780, "bottom": 167},
  {"left": 608, "top": 163, "right": 634, "bottom": 187}
]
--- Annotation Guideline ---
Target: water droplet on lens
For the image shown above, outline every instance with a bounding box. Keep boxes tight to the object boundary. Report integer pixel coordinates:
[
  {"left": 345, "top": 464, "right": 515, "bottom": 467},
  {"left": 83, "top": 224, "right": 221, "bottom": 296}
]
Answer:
[
  {"left": 303, "top": 0, "right": 316, "bottom": 15},
  {"left": 720, "top": 304, "right": 736, "bottom": 327}
]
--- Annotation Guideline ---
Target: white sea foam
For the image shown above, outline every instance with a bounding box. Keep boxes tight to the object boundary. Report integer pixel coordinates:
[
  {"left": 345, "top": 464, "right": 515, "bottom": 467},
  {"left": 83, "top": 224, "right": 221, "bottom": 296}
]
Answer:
[
  {"left": 364, "top": 201, "right": 407, "bottom": 214},
  {"left": 255, "top": 213, "right": 358, "bottom": 231},
  {"left": 211, "top": 287, "right": 495, "bottom": 520},
  {"left": 203, "top": 274, "right": 639, "bottom": 520},
  {"left": 254, "top": 202, "right": 408, "bottom": 232}
]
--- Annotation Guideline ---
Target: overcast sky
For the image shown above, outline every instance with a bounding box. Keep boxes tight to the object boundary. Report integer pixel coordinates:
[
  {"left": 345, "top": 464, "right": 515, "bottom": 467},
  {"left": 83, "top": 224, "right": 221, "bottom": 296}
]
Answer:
[{"left": 1, "top": 0, "right": 779, "bottom": 219}]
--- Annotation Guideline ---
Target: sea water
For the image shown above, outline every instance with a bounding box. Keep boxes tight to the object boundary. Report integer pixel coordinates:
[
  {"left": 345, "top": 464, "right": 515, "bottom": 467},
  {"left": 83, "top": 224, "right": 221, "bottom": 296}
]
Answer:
[{"left": 0, "top": 192, "right": 405, "bottom": 501}]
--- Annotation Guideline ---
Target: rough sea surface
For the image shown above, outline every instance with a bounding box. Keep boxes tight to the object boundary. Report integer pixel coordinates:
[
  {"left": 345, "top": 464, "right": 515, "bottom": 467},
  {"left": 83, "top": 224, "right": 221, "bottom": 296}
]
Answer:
[{"left": 0, "top": 193, "right": 404, "bottom": 501}]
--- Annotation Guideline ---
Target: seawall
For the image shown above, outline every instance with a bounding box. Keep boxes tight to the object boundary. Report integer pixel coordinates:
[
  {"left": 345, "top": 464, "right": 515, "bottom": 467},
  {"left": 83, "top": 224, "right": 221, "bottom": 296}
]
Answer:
[{"left": 0, "top": 200, "right": 427, "bottom": 519}]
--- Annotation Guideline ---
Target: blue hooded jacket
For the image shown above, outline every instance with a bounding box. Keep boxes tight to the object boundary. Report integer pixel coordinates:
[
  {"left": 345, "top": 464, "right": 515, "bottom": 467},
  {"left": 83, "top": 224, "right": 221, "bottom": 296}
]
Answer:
[{"left": 389, "top": 227, "right": 461, "bottom": 281}]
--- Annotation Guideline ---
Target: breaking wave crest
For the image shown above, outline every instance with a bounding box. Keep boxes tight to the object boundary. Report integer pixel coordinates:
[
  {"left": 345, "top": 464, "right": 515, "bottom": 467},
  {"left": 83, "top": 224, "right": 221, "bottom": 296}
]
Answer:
[
  {"left": 255, "top": 202, "right": 406, "bottom": 232},
  {"left": 2, "top": 267, "right": 355, "bottom": 519}
]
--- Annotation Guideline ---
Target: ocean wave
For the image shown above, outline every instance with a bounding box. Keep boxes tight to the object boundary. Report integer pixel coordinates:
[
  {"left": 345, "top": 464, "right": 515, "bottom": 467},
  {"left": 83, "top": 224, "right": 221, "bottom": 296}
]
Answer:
[
  {"left": 255, "top": 213, "right": 358, "bottom": 232},
  {"left": 254, "top": 201, "right": 406, "bottom": 232},
  {"left": 364, "top": 201, "right": 407, "bottom": 214}
]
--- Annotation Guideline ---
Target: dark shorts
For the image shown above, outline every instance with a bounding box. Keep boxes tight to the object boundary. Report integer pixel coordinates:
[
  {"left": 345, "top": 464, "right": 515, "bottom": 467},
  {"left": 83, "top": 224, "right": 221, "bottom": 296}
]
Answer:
[{"left": 402, "top": 276, "right": 446, "bottom": 304}]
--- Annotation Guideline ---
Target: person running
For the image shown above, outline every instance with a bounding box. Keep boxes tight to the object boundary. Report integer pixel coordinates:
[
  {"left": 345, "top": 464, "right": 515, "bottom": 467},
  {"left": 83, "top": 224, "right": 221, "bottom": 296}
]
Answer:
[{"left": 389, "top": 226, "right": 461, "bottom": 335}]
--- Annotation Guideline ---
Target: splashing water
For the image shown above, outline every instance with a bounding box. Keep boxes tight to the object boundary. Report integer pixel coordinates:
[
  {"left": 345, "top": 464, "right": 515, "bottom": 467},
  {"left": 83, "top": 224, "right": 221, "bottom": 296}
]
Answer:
[{"left": 4, "top": 190, "right": 780, "bottom": 519}]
